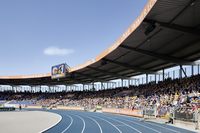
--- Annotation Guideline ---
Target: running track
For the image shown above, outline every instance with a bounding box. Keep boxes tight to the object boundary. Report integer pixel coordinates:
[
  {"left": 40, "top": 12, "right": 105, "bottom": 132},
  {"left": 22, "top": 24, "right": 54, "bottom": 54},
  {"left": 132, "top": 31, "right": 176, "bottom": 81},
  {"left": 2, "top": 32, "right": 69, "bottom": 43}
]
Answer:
[{"left": 42, "top": 110, "right": 196, "bottom": 133}]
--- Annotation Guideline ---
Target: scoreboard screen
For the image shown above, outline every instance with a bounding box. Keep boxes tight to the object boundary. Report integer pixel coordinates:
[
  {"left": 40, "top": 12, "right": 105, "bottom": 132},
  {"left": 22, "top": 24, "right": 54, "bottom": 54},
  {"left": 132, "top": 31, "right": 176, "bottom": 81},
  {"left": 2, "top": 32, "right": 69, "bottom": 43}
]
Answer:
[{"left": 51, "top": 63, "right": 67, "bottom": 79}]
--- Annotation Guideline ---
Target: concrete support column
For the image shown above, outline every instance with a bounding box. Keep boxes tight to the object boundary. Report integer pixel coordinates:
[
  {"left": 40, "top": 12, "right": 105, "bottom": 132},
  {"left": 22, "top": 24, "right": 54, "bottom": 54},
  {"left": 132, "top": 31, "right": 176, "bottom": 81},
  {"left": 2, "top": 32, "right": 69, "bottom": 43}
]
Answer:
[
  {"left": 150, "top": 75, "right": 152, "bottom": 82},
  {"left": 48, "top": 86, "right": 50, "bottom": 93},
  {"left": 82, "top": 84, "right": 84, "bottom": 91},
  {"left": 107, "top": 82, "right": 108, "bottom": 89},
  {"left": 65, "top": 85, "right": 67, "bottom": 92},
  {"left": 142, "top": 77, "right": 144, "bottom": 84},
  {"left": 146, "top": 74, "right": 148, "bottom": 84},
  {"left": 191, "top": 65, "right": 194, "bottom": 76},
  {"left": 179, "top": 65, "right": 182, "bottom": 79},
  {"left": 162, "top": 69, "right": 165, "bottom": 81},
  {"left": 173, "top": 70, "right": 175, "bottom": 79},
  {"left": 180, "top": 65, "right": 187, "bottom": 78},
  {"left": 11, "top": 85, "right": 14, "bottom": 92}
]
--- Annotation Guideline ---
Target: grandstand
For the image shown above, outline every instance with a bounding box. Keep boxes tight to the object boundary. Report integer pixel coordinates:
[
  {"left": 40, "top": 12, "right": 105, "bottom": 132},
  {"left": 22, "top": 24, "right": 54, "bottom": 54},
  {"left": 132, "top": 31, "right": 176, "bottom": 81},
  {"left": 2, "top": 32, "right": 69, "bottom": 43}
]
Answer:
[{"left": 0, "top": 0, "right": 200, "bottom": 133}]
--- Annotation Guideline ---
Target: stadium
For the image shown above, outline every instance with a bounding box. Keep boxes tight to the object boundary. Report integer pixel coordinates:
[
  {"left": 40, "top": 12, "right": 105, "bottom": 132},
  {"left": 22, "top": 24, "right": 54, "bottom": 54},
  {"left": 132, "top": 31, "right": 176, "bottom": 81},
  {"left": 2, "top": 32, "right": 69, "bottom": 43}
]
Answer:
[{"left": 0, "top": 0, "right": 200, "bottom": 133}]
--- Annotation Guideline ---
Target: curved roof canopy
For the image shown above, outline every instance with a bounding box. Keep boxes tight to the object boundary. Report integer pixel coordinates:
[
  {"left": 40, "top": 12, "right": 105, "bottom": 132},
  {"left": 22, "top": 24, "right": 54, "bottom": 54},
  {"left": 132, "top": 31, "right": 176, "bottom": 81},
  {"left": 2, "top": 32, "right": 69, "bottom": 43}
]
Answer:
[{"left": 0, "top": 0, "right": 200, "bottom": 86}]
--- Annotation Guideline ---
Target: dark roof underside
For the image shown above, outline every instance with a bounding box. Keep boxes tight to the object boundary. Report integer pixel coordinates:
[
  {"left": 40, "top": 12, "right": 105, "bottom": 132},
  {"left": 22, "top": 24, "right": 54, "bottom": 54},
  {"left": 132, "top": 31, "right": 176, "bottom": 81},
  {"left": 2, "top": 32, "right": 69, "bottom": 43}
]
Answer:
[{"left": 1, "top": 0, "right": 200, "bottom": 86}]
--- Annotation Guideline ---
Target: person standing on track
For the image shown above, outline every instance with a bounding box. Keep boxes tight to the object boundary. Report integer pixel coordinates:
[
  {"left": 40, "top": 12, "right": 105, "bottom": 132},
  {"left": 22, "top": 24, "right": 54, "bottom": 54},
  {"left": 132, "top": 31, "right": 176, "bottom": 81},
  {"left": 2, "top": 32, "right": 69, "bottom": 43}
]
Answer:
[
  {"left": 166, "top": 104, "right": 174, "bottom": 124},
  {"left": 19, "top": 104, "right": 22, "bottom": 111}
]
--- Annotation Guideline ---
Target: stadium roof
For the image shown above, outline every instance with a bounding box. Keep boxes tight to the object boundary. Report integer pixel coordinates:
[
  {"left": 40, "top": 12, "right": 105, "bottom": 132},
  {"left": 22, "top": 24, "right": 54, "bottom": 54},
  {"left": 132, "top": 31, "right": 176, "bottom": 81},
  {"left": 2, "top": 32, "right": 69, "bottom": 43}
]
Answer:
[{"left": 0, "top": 0, "right": 200, "bottom": 86}]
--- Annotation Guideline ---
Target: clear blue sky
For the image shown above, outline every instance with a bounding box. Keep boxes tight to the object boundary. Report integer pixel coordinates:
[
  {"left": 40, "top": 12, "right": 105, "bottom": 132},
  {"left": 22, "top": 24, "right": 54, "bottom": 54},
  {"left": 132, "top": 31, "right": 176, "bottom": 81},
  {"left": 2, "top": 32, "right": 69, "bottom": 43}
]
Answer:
[{"left": 0, "top": 0, "right": 147, "bottom": 76}]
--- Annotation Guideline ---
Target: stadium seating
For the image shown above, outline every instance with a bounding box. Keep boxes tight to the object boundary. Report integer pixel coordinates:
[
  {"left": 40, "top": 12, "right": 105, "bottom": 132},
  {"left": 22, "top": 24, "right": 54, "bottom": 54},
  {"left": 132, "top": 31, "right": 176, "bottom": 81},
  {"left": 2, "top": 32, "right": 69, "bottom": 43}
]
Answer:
[{"left": 0, "top": 74, "right": 199, "bottom": 120}]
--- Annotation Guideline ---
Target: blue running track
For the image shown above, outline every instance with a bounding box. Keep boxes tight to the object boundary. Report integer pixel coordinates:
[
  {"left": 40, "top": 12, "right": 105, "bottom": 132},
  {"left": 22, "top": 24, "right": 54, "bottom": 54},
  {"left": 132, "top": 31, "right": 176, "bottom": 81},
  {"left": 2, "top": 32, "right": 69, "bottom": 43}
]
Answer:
[{"left": 41, "top": 110, "right": 196, "bottom": 133}]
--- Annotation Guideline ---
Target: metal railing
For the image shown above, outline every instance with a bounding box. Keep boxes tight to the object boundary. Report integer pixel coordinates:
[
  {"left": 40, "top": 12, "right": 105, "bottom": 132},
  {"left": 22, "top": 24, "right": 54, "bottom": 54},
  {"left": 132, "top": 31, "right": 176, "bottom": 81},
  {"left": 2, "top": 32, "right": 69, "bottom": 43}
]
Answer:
[
  {"left": 173, "top": 106, "right": 199, "bottom": 130},
  {"left": 143, "top": 106, "right": 157, "bottom": 119},
  {"left": 174, "top": 107, "right": 196, "bottom": 122}
]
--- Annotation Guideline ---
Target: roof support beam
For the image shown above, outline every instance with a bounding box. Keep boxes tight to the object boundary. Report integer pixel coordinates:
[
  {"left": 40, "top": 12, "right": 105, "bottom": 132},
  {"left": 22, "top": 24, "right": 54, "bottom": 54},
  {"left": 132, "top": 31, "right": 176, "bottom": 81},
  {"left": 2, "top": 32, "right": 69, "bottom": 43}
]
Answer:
[
  {"left": 103, "top": 58, "right": 157, "bottom": 74},
  {"left": 144, "top": 19, "right": 200, "bottom": 35},
  {"left": 120, "top": 45, "right": 192, "bottom": 65},
  {"left": 87, "top": 66, "right": 128, "bottom": 79},
  {"left": 169, "top": 0, "right": 197, "bottom": 23}
]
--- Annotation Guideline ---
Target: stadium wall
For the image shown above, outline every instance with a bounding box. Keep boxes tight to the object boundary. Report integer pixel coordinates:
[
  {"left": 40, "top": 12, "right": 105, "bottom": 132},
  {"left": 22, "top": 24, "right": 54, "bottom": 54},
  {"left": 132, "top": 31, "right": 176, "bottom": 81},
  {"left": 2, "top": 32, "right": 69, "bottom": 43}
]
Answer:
[
  {"left": 26, "top": 105, "right": 144, "bottom": 118},
  {"left": 56, "top": 106, "right": 84, "bottom": 111},
  {"left": 54, "top": 106, "right": 143, "bottom": 118},
  {"left": 102, "top": 108, "right": 143, "bottom": 118},
  {"left": 25, "top": 105, "right": 42, "bottom": 109},
  {"left": 25, "top": 105, "right": 145, "bottom": 118}
]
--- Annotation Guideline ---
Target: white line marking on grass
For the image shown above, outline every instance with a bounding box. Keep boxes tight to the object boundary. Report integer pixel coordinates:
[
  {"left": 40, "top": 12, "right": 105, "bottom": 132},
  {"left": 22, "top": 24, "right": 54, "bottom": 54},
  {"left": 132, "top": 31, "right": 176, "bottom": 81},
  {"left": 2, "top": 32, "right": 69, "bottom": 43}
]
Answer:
[
  {"left": 91, "top": 115, "right": 122, "bottom": 133},
  {"left": 73, "top": 115, "right": 86, "bottom": 133},
  {"left": 146, "top": 122, "right": 180, "bottom": 133},
  {"left": 86, "top": 116, "right": 103, "bottom": 133},
  {"left": 61, "top": 115, "right": 73, "bottom": 133}
]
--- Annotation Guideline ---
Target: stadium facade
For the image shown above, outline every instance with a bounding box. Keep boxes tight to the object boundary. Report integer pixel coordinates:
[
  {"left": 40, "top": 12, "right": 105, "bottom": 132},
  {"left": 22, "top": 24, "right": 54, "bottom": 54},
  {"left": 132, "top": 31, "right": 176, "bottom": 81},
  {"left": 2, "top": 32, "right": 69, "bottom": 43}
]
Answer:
[
  {"left": 0, "top": 0, "right": 199, "bottom": 89},
  {"left": 0, "top": 0, "right": 200, "bottom": 132}
]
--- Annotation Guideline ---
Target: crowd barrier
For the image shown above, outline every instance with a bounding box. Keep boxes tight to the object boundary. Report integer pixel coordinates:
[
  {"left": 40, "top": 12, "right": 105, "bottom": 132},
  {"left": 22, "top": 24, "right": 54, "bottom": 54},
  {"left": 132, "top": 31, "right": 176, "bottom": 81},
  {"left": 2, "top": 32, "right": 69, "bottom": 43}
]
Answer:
[
  {"left": 173, "top": 107, "right": 200, "bottom": 130},
  {"left": 174, "top": 107, "right": 196, "bottom": 122},
  {"left": 143, "top": 107, "right": 157, "bottom": 119}
]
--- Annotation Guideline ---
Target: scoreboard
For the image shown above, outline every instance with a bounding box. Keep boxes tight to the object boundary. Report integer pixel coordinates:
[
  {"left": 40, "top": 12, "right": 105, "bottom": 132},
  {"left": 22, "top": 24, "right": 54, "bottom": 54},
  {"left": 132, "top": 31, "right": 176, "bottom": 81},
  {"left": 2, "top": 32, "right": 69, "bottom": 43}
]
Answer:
[{"left": 51, "top": 63, "right": 68, "bottom": 79}]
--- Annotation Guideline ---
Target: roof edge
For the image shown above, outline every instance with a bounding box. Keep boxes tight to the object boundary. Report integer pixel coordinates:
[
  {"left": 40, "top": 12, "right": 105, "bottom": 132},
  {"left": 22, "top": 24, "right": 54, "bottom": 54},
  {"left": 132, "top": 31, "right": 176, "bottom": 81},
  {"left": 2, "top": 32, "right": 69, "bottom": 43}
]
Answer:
[
  {"left": 70, "top": 0, "right": 157, "bottom": 72},
  {"left": 0, "top": 0, "right": 157, "bottom": 80}
]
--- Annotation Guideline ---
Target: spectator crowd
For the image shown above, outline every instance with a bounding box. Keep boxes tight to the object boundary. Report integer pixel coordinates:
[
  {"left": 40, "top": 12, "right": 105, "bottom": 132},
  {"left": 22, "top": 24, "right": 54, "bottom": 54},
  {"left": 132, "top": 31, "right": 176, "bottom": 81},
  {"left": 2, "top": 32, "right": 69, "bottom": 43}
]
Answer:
[{"left": 0, "top": 74, "right": 200, "bottom": 118}]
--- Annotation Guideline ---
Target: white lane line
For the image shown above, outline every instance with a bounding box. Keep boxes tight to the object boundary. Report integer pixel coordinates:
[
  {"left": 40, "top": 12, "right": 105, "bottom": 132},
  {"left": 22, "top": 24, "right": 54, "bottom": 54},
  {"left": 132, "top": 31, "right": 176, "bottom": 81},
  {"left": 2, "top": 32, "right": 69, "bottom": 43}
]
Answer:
[
  {"left": 73, "top": 114, "right": 86, "bottom": 133},
  {"left": 108, "top": 113, "right": 142, "bottom": 121},
  {"left": 91, "top": 115, "right": 122, "bottom": 133},
  {"left": 86, "top": 116, "right": 103, "bottom": 133},
  {"left": 61, "top": 115, "right": 73, "bottom": 133},
  {"left": 101, "top": 115, "right": 142, "bottom": 133},
  {"left": 145, "top": 122, "right": 180, "bottom": 133},
  {"left": 106, "top": 114, "right": 176, "bottom": 133},
  {"left": 109, "top": 114, "right": 178, "bottom": 133},
  {"left": 115, "top": 117, "right": 161, "bottom": 133}
]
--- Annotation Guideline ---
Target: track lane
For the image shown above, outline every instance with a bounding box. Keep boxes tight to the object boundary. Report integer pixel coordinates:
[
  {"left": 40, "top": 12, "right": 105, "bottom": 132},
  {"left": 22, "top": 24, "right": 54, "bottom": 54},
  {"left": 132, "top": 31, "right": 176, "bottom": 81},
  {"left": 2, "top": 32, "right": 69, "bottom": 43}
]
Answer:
[
  {"left": 44, "top": 110, "right": 196, "bottom": 133},
  {"left": 95, "top": 113, "right": 161, "bottom": 133},
  {"left": 68, "top": 111, "right": 121, "bottom": 133},
  {"left": 44, "top": 110, "right": 73, "bottom": 133},
  {"left": 112, "top": 116, "right": 161, "bottom": 133},
  {"left": 104, "top": 113, "right": 196, "bottom": 133},
  {"left": 89, "top": 114, "right": 142, "bottom": 133},
  {"left": 61, "top": 115, "right": 73, "bottom": 133},
  {"left": 85, "top": 116, "right": 103, "bottom": 133},
  {"left": 64, "top": 114, "right": 84, "bottom": 133}
]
